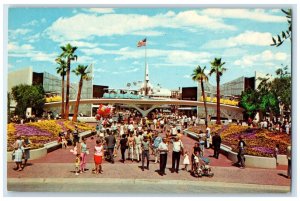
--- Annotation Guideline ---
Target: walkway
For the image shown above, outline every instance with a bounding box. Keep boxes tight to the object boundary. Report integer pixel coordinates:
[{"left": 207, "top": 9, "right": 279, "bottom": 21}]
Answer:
[{"left": 7, "top": 133, "right": 290, "bottom": 189}]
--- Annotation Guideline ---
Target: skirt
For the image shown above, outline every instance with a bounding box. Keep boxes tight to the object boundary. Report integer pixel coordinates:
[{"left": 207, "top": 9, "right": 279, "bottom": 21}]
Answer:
[
  {"left": 14, "top": 149, "right": 23, "bottom": 162},
  {"left": 94, "top": 155, "right": 103, "bottom": 165}
]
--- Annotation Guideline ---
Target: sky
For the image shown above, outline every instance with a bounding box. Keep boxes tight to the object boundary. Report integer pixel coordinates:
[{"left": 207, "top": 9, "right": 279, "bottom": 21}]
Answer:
[{"left": 7, "top": 7, "right": 292, "bottom": 90}]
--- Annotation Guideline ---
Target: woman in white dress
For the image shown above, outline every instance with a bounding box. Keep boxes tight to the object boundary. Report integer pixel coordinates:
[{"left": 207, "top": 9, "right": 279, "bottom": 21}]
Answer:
[{"left": 13, "top": 136, "right": 24, "bottom": 171}]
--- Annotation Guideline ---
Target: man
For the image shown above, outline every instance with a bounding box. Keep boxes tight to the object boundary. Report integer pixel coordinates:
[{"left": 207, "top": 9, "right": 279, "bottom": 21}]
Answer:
[
  {"left": 212, "top": 132, "right": 221, "bottom": 159},
  {"left": 141, "top": 137, "right": 150, "bottom": 171},
  {"left": 127, "top": 132, "right": 135, "bottom": 162},
  {"left": 105, "top": 130, "right": 116, "bottom": 164},
  {"left": 237, "top": 135, "right": 246, "bottom": 168},
  {"left": 171, "top": 136, "right": 184, "bottom": 173},
  {"left": 286, "top": 144, "right": 291, "bottom": 179},
  {"left": 134, "top": 133, "right": 143, "bottom": 162},
  {"left": 205, "top": 127, "right": 211, "bottom": 148},
  {"left": 158, "top": 137, "right": 169, "bottom": 176},
  {"left": 72, "top": 126, "right": 79, "bottom": 146}
]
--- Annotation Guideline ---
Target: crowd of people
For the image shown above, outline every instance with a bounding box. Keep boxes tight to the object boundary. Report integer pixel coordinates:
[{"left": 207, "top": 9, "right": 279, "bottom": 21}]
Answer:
[{"left": 65, "top": 112, "right": 216, "bottom": 176}]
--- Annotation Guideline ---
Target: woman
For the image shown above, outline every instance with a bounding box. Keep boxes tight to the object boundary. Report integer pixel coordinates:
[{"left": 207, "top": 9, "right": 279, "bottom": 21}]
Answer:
[
  {"left": 79, "top": 137, "right": 89, "bottom": 173},
  {"left": 22, "top": 137, "right": 31, "bottom": 169},
  {"left": 13, "top": 136, "right": 24, "bottom": 171}
]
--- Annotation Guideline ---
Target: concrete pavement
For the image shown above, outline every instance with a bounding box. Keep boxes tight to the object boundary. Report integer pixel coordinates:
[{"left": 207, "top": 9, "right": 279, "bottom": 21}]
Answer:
[{"left": 6, "top": 133, "right": 291, "bottom": 193}]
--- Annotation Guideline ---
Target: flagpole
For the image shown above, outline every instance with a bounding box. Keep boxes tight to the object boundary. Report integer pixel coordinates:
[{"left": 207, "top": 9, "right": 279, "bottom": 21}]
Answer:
[{"left": 144, "top": 38, "right": 147, "bottom": 96}]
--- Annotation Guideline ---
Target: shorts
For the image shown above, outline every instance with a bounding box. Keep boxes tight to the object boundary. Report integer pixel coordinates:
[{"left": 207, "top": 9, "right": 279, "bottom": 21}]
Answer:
[{"left": 94, "top": 155, "right": 103, "bottom": 165}]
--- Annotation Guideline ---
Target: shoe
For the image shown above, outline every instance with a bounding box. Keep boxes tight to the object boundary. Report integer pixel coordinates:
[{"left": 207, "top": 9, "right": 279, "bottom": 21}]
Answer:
[
  {"left": 75, "top": 173, "right": 79, "bottom": 176},
  {"left": 176, "top": 170, "right": 179, "bottom": 173},
  {"left": 163, "top": 173, "right": 166, "bottom": 175},
  {"left": 142, "top": 168, "right": 144, "bottom": 171}
]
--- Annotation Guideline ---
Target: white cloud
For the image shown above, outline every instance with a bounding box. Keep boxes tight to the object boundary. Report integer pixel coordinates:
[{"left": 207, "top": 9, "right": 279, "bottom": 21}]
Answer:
[
  {"left": 9, "top": 28, "right": 31, "bottom": 39},
  {"left": 233, "top": 50, "right": 289, "bottom": 67},
  {"left": 26, "top": 33, "right": 41, "bottom": 43},
  {"left": 83, "top": 8, "right": 115, "bottom": 14},
  {"left": 201, "top": 9, "right": 285, "bottom": 23},
  {"left": 80, "top": 46, "right": 211, "bottom": 66},
  {"left": 76, "top": 56, "right": 95, "bottom": 64},
  {"left": 167, "top": 41, "right": 187, "bottom": 48},
  {"left": 94, "top": 68, "right": 108, "bottom": 73},
  {"left": 45, "top": 10, "right": 236, "bottom": 42},
  {"left": 60, "top": 41, "right": 98, "bottom": 48},
  {"left": 101, "top": 43, "right": 118, "bottom": 47},
  {"left": 8, "top": 42, "right": 34, "bottom": 52},
  {"left": 132, "top": 30, "right": 164, "bottom": 36},
  {"left": 183, "top": 75, "right": 190, "bottom": 79},
  {"left": 203, "top": 31, "right": 273, "bottom": 48},
  {"left": 8, "top": 42, "right": 56, "bottom": 63},
  {"left": 23, "top": 20, "right": 38, "bottom": 26}
]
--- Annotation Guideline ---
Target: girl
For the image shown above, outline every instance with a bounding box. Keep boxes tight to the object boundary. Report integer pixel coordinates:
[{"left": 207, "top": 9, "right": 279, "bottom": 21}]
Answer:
[
  {"left": 79, "top": 138, "right": 89, "bottom": 173},
  {"left": 93, "top": 140, "right": 104, "bottom": 174},
  {"left": 75, "top": 153, "right": 81, "bottom": 176},
  {"left": 61, "top": 136, "right": 68, "bottom": 149},
  {"left": 183, "top": 151, "right": 190, "bottom": 171},
  {"left": 274, "top": 144, "right": 280, "bottom": 165},
  {"left": 13, "top": 136, "right": 24, "bottom": 171}
]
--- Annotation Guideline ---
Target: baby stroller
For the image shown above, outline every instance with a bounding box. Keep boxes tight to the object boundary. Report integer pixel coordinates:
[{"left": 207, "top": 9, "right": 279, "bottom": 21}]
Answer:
[{"left": 191, "top": 156, "right": 214, "bottom": 178}]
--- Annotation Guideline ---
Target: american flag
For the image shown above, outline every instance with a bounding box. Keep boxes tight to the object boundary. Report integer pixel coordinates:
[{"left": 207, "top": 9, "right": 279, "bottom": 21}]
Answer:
[{"left": 137, "top": 38, "right": 147, "bottom": 47}]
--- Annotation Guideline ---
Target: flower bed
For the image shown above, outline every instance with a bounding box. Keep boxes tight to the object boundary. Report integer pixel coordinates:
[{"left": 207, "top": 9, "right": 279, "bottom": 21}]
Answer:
[
  {"left": 7, "top": 120, "right": 93, "bottom": 152},
  {"left": 188, "top": 124, "right": 290, "bottom": 157}
]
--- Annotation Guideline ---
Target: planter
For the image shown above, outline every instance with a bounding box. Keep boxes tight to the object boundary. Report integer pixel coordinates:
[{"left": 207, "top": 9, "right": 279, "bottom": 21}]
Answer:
[
  {"left": 7, "top": 130, "right": 93, "bottom": 162},
  {"left": 184, "top": 129, "right": 285, "bottom": 169}
]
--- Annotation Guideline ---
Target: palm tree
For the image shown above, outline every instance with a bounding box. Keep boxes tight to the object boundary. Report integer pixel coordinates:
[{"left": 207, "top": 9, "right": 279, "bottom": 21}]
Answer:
[
  {"left": 209, "top": 58, "right": 227, "bottom": 125},
  {"left": 55, "top": 57, "right": 67, "bottom": 118},
  {"left": 59, "top": 44, "right": 78, "bottom": 119},
  {"left": 72, "top": 65, "right": 91, "bottom": 122},
  {"left": 192, "top": 65, "right": 209, "bottom": 127}
]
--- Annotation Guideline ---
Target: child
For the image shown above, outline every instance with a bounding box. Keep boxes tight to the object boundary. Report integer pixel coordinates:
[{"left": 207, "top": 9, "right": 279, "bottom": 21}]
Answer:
[
  {"left": 75, "top": 154, "right": 81, "bottom": 176},
  {"left": 199, "top": 137, "right": 205, "bottom": 157},
  {"left": 274, "top": 144, "right": 279, "bottom": 165},
  {"left": 183, "top": 151, "right": 190, "bottom": 171},
  {"left": 93, "top": 140, "right": 104, "bottom": 174},
  {"left": 61, "top": 136, "right": 68, "bottom": 149}
]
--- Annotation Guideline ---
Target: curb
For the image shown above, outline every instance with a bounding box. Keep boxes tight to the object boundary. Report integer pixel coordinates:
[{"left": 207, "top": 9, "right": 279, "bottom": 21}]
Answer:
[{"left": 7, "top": 178, "right": 290, "bottom": 192}]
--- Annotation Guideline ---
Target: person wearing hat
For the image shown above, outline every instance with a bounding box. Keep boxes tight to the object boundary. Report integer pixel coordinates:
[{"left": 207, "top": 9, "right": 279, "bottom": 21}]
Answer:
[{"left": 141, "top": 136, "right": 150, "bottom": 171}]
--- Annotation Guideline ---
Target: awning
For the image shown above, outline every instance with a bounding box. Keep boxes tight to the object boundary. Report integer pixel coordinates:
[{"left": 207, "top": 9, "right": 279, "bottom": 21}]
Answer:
[{"left": 178, "top": 107, "right": 197, "bottom": 110}]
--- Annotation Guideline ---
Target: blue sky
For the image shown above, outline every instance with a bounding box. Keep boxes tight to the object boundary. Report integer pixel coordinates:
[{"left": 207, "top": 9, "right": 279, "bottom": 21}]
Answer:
[{"left": 8, "top": 7, "right": 291, "bottom": 90}]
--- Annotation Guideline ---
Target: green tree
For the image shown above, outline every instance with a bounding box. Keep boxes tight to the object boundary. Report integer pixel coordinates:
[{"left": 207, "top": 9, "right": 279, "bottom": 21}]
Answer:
[
  {"left": 59, "top": 43, "right": 78, "bottom": 119},
  {"left": 72, "top": 65, "right": 91, "bottom": 122},
  {"left": 209, "top": 58, "right": 227, "bottom": 125},
  {"left": 271, "top": 9, "right": 292, "bottom": 47},
  {"left": 11, "top": 84, "right": 45, "bottom": 118},
  {"left": 192, "top": 65, "right": 209, "bottom": 127},
  {"left": 240, "top": 89, "right": 258, "bottom": 117},
  {"left": 55, "top": 57, "right": 67, "bottom": 118}
]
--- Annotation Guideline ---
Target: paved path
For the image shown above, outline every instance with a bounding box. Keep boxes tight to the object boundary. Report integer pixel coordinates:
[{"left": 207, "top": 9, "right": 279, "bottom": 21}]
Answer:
[{"left": 6, "top": 131, "right": 291, "bottom": 193}]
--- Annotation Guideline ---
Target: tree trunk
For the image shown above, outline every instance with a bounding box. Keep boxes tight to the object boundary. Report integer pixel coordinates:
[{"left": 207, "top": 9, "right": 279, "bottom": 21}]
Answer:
[
  {"left": 61, "top": 75, "right": 65, "bottom": 118},
  {"left": 200, "top": 79, "right": 208, "bottom": 127},
  {"left": 216, "top": 72, "right": 221, "bottom": 125},
  {"left": 72, "top": 77, "right": 83, "bottom": 122},
  {"left": 65, "top": 59, "right": 70, "bottom": 119}
]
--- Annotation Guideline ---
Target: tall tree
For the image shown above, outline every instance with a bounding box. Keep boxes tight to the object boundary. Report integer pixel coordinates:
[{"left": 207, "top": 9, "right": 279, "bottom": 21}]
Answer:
[
  {"left": 55, "top": 57, "right": 67, "bottom": 119},
  {"left": 240, "top": 89, "right": 258, "bottom": 118},
  {"left": 59, "top": 44, "right": 78, "bottom": 119},
  {"left": 72, "top": 65, "right": 91, "bottom": 122},
  {"left": 209, "top": 58, "right": 227, "bottom": 125},
  {"left": 192, "top": 65, "right": 209, "bottom": 127},
  {"left": 11, "top": 84, "right": 45, "bottom": 118}
]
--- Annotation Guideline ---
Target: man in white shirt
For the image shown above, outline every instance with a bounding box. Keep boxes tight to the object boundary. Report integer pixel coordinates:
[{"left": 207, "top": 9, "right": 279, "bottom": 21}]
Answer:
[
  {"left": 134, "top": 133, "right": 143, "bottom": 162},
  {"left": 158, "top": 138, "right": 169, "bottom": 176},
  {"left": 171, "top": 136, "right": 184, "bottom": 173}
]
